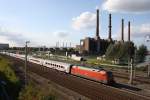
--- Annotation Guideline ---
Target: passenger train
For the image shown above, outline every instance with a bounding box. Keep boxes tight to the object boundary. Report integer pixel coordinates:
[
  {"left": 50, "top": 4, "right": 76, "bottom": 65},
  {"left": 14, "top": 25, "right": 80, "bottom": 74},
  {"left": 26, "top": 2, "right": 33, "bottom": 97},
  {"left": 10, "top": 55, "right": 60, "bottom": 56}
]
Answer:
[{"left": 0, "top": 52, "right": 115, "bottom": 85}]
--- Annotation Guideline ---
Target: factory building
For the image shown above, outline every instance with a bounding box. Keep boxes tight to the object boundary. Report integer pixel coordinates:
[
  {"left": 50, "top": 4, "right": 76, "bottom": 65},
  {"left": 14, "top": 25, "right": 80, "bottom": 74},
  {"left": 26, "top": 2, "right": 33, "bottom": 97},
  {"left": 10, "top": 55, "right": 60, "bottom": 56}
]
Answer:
[
  {"left": 0, "top": 43, "right": 9, "bottom": 50},
  {"left": 77, "top": 9, "right": 132, "bottom": 55},
  {"left": 77, "top": 9, "right": 113, "bottom": 55}
]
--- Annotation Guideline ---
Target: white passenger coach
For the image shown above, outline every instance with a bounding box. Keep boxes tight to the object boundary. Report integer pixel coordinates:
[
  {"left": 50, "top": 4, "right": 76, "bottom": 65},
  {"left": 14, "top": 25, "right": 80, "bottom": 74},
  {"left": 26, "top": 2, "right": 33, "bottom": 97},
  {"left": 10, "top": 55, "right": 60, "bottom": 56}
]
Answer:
[{"left": 0, "top": 52, "right": 71, "bottom": 73}]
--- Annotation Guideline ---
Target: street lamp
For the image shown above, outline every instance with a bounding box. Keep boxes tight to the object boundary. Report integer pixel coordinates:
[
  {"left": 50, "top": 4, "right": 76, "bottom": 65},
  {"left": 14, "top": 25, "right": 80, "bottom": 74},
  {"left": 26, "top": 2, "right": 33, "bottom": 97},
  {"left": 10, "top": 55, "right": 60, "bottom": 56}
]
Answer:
[
  {"left": 25, "top": 41, "right": 30, "bottom": 86},
  {"left": 145, "top": 35, "right": 150, "bottom": 77}
]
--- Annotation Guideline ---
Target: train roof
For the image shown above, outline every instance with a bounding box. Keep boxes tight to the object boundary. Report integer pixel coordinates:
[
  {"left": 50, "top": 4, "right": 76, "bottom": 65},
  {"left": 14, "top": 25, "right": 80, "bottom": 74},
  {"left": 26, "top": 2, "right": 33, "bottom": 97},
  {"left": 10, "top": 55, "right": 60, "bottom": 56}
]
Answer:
[{"left": 74, "top": 65, "right": 104, "bottom": 72}]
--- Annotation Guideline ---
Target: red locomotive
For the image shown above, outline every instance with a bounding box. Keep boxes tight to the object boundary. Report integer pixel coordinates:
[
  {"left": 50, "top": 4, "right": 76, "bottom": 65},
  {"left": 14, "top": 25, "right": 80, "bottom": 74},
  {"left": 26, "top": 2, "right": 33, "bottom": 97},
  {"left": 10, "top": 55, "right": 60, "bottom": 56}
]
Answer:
[{"left": 71, "top": 65, "right": 114, "bottom": 84}]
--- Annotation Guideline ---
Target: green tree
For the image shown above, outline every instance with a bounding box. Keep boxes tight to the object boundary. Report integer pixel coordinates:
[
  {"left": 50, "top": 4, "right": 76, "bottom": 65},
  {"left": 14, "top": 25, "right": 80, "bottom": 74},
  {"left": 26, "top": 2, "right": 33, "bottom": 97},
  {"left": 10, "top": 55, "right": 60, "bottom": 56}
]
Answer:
[
  {"left": 105, "top": 43, "right": 115, "bottom": 60},
  {"left": 136, "top": 44, "right": 147, "bottom": 63},
  {"left": 105, "top": 42, "right": 135, "bottom": 63}
]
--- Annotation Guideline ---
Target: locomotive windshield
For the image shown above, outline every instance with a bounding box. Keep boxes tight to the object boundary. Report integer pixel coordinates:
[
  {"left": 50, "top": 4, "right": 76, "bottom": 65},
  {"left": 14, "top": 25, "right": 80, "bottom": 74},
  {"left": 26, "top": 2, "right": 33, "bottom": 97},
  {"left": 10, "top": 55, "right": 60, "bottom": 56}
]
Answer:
[{"left": 107, "top": 71, "right": 113, "bottom": 77}]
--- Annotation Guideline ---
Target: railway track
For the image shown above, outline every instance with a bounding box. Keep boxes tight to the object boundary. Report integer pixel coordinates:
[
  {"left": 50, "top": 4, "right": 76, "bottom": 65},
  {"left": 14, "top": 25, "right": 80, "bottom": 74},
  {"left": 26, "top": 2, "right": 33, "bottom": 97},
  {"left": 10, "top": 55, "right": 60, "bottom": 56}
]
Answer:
[
  {"left": 2, "top": 55, "right": 150, "bottom": 100},
  {"left": 22, "top": 55, "right": 150, "bottom": 85},
  {"left": 113, "top": 71, "right": 150, "bottom": 84},
  {"left": 42, "top": 57, "right": 150, "bottom": 84}
]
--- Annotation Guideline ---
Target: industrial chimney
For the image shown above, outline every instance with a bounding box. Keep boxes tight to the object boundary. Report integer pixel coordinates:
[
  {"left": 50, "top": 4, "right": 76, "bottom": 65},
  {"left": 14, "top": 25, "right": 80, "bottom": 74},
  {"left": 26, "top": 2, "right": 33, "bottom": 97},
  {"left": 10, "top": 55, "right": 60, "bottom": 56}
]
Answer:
[
  {"left": 128, "top": 21, "right": 131, "bottom": 42},
  {"left": 108, "top": 14, "right": 112, "bottom": 41},
  {"left": 121, "top": 19, "right": 124, "bottom": 42},
  {"left": 95, "top": 9, "right": 100, "bottom": 40},
  {"left": 95, "top": 9, "right": 100, "bottom": 53}
]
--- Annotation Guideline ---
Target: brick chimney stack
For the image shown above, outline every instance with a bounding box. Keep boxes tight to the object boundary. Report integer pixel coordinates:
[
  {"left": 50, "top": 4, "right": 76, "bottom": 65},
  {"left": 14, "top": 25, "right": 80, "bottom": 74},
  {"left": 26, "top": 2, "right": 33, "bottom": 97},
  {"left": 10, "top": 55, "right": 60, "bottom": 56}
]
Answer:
[
  {"left": 128, "top": 21, "right": 131, "bottom": 42},
  {"left": 121, "top": 19, "right": 124, "bottom": 42},
  {"left": 108, "top": 14, "right": 112, "bottom": 41},
  {"left": 95, "top": 9, "right": 100, "bottom": 40}
]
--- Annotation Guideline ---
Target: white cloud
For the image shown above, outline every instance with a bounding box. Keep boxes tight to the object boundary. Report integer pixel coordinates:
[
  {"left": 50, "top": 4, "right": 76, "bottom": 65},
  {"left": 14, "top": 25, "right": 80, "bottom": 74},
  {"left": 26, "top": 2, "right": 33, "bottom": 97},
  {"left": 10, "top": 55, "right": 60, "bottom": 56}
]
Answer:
[
  {"left": 0, "top": 26, "right": 28, "bottom": 46},
  {"left": 115, "top": 23, "right": 150, "bottom": 40},
  {"left": 140, "top": 24, "right": 150, "bottom": 33},
  {"left": 53, "top": 31, "right": 69, "bottom": 38},
  {"left": 102, "top": 0, "right": 150, "bottom": 13},
  {"left": 72, "top": 12, "right": 96, "bottom": 31},
  {"left": 0, "top": 27, "right": 72, "bottom": 47},
  {"left": 129, "top": 23, "right": 150, "bottom": 38}
]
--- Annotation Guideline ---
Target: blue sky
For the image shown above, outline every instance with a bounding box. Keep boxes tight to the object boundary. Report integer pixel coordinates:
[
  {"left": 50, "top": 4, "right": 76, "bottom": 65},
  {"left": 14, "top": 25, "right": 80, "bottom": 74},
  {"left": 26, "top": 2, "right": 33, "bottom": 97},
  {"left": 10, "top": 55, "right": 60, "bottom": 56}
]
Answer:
[{"left": 0, "top": 0, "right": 150, "bottom": 49}]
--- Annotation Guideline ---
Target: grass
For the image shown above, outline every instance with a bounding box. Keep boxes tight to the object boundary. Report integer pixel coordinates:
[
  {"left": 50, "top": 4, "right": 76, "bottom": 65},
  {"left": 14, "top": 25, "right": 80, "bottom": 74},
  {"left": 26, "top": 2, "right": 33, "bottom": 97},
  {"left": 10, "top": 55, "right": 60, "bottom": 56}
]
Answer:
[
  {"left": 87, "top": 58, "right": 112, "bottom": 64},
  {"left": 34, "top": 53, "right": 148, "bottom": 73},
  {"left": 0, "top": 55, "right": 57, "bottom": 100},
  {"left": 0, "top": 55, "right": 21, "bottom": 100},
  {"left": 18, "top": 82, "right": 56, "bottom": 100}
]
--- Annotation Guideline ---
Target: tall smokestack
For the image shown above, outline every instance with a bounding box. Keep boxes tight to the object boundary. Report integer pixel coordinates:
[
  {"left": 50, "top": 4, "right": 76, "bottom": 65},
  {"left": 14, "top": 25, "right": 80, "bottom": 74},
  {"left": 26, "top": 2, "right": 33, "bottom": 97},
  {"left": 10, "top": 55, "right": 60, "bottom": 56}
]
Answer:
[
  {"left": 108, "top": 14, "right": 112, "bottom": 41},
  {"left": 63, "top": 42, "right": 64, "bottom": 48},
  {"left": 58, "top": 42, "right": 59, "bottom": 47},
  {"left": 121, "top": 19, "right": 124, "bottom": 42},
  {"left": 128, "top": 21, "right": 131, "bottom": 42},
  {"left": 66, "top": 42, "right": 67, "bottom": 48},
  {"left": 95, "top": 9, "right": 100, "bottom": 40}
]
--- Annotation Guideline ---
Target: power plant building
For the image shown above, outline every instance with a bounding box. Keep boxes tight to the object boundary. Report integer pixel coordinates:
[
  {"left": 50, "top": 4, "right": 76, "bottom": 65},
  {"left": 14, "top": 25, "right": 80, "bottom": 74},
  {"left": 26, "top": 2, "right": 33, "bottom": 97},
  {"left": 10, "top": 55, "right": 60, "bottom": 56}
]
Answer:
[
  {"left": 77, "top": 9, "right": 113, "bottom": 55},
  {"left": 77, "top": 9, "right": 132, "bottom": 55}
]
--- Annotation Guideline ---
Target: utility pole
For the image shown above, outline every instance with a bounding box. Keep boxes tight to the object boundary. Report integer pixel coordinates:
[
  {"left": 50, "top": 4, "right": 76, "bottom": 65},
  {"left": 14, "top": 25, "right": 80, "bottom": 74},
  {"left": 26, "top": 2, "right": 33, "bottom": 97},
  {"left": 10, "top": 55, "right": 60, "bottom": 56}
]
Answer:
[
  {"left": 25, "top": 41, "right": 30, "bottom": 86},
  {"left": 133, "top": 49, "right": 137, "bottom": 78},
  {"left": 48, "top": 51, "right": 50, "bottom": 59},
  {"left": 127, "top": 21, "right": 134, "bottom": 84},
  {"left": 145, "top": 34, "right": 150, "bottom": 77},
  {"left": 129, "top": 58, "right": 134, "bottom": 84},
  {"left": 148, "top": 64, "right": 150, "bottom": 77},
  {"left": 43, "top": 46, "right": 45, "bottom": 59},
  {"left": 128, "top": 21, "right": 131, "bottom": 73},
  {"left": 128, "top": 59, "right": 130, "bottom": 73}
]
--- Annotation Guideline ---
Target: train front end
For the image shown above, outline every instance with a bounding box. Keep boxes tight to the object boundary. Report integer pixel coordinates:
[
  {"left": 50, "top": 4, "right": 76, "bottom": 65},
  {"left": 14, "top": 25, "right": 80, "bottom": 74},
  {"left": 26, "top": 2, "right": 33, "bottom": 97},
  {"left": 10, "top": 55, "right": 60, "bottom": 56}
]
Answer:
[{"left": 106, "top": 71, "right": 115, "bottom": 85}]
